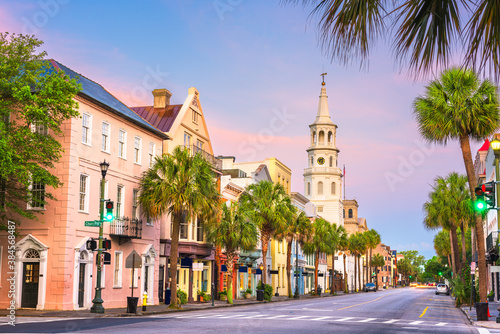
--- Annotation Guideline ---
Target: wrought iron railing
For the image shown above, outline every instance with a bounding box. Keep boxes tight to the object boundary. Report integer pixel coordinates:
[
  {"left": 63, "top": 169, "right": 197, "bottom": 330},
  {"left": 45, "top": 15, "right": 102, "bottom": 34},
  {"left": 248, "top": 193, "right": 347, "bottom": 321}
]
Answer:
[
  {"left": 182, "top": 145, "right": 222, "bottom": 170},
  {"left": 487, "top": 231, "right": 498, "bottom": 252},
  {"left": 109, "top": 217, "right": 142, "bottom": 239}
]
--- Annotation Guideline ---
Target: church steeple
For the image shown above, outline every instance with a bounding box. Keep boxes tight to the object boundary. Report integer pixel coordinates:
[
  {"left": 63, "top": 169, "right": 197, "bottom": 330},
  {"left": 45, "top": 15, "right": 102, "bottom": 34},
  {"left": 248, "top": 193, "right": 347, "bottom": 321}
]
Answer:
[{"left": 314, "top": 75, "right": 334, "bottom": 125}]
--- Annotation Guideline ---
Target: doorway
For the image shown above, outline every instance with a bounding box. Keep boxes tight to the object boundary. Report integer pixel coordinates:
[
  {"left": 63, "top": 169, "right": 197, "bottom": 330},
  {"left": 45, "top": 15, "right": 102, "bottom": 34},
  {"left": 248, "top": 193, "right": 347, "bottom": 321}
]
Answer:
[
  {"left": 22, "top": 262, "right": 39, "bottom": 308},
  {"left": 78, "top": 263, "right": 86, "bottom": 308}
]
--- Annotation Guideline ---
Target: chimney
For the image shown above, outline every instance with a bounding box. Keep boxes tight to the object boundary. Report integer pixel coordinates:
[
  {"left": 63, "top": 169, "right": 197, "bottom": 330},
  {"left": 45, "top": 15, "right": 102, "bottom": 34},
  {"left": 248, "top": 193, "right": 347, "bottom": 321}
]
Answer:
[{"left": 152, "top": 89, "right": 172, "bottom": 108}]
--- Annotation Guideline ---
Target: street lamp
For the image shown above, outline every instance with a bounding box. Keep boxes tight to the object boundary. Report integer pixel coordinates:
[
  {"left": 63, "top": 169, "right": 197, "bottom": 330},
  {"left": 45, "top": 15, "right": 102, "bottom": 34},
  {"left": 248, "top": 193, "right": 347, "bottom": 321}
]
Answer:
[
  {"left": 490, "top": 137, "right": 500, "bottom": 322},
  {"left": 294, "top": 239, "right": 300, "bottom": 299},
  {"left": 91, "top": 160, "right": 109, "bottom": 313}
]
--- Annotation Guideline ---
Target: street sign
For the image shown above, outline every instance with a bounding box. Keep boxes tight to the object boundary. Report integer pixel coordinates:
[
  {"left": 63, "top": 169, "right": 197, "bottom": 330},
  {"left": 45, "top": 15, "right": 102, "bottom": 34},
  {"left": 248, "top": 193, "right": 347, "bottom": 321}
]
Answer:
[
  {"left": 85, "top": 220, "right": 102, "bottom": 227},
  {"left": 470, "top": 262, "right": 476, "bottom": 274},
  {"left": 125, "top": 250, "right": 142, "bottom": 269}
]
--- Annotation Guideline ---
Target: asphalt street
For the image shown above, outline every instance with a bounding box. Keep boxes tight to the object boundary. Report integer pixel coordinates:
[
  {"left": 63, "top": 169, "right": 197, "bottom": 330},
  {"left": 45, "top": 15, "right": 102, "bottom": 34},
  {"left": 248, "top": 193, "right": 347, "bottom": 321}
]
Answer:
[{"left": 0, "top": 287, "right": 493, "bottom": 334}]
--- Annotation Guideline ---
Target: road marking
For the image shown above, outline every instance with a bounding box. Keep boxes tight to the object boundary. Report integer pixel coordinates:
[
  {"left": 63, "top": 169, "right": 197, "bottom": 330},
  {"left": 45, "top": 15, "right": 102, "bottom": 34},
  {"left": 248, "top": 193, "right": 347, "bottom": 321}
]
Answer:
[
  {"left": 219, "top": 314, "right": 247, "bottom": 318},
  {"left": 265, "top": 315, "right": 288, "bottom": 319},
  {"left": 245, "top": 315, "right": 267, "bottom": 318},
  {"left": 289, "top": 316, "right": 310, "bottom": 320},
  {"left": 336, "top": 290, "right": 405, "bottom": 311},
  {"left": 311, "top": 316, "right": 332, "bottom": 321},
  {"left": 435, "top": 322, "right": 447, "bottom": 326},
  {"left": 334, "top": 317, "right": 354, "bottom": 321},
  {"left": 409, "top": 320, "right": 423, "bottom": 325},
  {"left": 383, "top": 319, "right": 399, "bottom": 324},
  {"left": 476, "top": 328, "right": 491, "bottom": 334},
  {"left": 358, "top": 318, "right": 376, "bottom": 322},
  {"left": 419, "top": 306, "right": 429, "bottom": 318}
]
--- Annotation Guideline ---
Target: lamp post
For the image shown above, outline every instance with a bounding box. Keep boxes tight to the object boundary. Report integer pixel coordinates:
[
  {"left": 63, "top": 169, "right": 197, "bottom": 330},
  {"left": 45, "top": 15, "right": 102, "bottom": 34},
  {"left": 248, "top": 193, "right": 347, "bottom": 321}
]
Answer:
[
  {"left": 490, "top": 138, "right": 500, "bottom": 322},
  {"left": 90, "top": 160, "right": 109, "bottom": 314}
]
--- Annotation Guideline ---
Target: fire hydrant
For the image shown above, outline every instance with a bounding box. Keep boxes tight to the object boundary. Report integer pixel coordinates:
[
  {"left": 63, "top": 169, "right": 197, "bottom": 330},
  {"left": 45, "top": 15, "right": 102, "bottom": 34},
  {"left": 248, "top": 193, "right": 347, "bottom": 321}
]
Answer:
[{"left": 142, "top": 292, "right": 147, "bottom": 312}]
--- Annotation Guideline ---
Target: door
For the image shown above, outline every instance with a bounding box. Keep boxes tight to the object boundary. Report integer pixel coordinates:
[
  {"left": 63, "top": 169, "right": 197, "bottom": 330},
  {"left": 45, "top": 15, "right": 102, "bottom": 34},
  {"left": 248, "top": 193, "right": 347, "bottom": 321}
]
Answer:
[
  {"left": 78, "top": 263, "right": 86, "bottom": 308},
  {"left": 144, "top": 265, "right": 149, "bottom": 293},
  {"left": 21, "top": 262, "right": 39, "bottom": 308},
  {"left": 158, "top": 265, "right": 164, "bottom": 302}
]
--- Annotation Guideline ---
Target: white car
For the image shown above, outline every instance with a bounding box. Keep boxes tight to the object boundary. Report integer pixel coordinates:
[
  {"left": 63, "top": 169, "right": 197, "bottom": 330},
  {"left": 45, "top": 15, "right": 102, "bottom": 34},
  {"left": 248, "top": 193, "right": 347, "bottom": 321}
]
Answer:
[{"left": 435, "top": 284, "right": 450, "bottom": 295}]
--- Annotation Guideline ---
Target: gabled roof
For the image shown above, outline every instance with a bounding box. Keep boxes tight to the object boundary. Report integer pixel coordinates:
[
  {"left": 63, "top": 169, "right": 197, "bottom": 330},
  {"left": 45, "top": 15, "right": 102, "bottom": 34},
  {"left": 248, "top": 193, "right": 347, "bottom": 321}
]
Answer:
[
  {"left": 47, "top": 60, "right": 168, "bottom": 139},
  {"left": 131, "top": 105, "right": 182, "bottom": 132},
  {"left": 479, "top": 139, "right": 490, "bottom": 151}
]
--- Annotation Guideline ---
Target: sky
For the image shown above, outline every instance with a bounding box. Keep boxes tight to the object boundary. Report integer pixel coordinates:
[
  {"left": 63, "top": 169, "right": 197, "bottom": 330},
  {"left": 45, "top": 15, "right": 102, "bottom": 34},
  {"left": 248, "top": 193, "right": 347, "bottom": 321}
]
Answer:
[{"left": 1, "top": 0, "right": 487, "bottom": 260}]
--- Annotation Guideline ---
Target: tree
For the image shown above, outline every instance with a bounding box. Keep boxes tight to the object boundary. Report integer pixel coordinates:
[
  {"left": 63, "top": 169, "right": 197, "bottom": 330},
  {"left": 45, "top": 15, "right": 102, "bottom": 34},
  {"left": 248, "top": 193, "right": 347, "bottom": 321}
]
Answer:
[
  {"left": 138, "top": 146, "right": 219, "bottom": 308},
  {"left": 348, "top": 233, "right": 366, "bottom": 292},
  {"left": 239, "top": 180, "right": 292, "bottom": 285},
  {"left": 0, "top": 33, "right": 80, "bottom": 230},
  {"left": 371, "top": 253, "right": 385, "bottom": 290},
  {"left": 329, "top": 223, "right": 346, "bottom": 294},
  {"left": 399, "top": 250, "right": 425, "bottom": 282},
  {"left": 204, "top": 201, "right": 258, "bottom": 304},
  {"left": 397, "top": 258, "right": 413, "bottom": 285},
  {"left": 414, "top": 67, "right": 500, "bottom": 302},
  {"left": 282, "top": 1, "right": 500, "bottom": 78},
  {"left": 338, "top": 230, "right": 350, "bottom": 293},
  {"left": 277, "top": 207, "right": 311, "bottom": 298},
  {"left": 303, "top": 217, "right": 331, "bottom": 294},
  {"left": 434, "top": 230, "right": 452, "bottom": 268},
  {"left": 365, "top": 229, "right": 381, "bottom": 284}
]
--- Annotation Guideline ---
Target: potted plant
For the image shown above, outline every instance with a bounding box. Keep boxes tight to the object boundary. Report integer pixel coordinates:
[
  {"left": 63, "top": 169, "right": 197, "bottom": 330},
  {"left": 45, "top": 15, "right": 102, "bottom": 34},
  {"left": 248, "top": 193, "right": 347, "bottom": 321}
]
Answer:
[
  {"left": 488, "top": 290, "right": 494, "bottom": 302},
  {"left": 203, "top": 293, "right": 211, "bottom": 302},
  {"left": 219, "top": 290, "right": 228, "bottom": 301},
  {"left": 244, "top": 288, "right": 252, "bottom": 299},
  {"left": 197, "top": 290, "right": 204, "bottom": 302}
]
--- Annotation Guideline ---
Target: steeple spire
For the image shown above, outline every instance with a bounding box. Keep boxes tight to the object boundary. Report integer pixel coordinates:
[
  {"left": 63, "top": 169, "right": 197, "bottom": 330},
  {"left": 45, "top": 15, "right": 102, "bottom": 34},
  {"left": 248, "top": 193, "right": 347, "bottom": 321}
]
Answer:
[{"left": 314, "top": 73, "right": 334, "bottom": 125}]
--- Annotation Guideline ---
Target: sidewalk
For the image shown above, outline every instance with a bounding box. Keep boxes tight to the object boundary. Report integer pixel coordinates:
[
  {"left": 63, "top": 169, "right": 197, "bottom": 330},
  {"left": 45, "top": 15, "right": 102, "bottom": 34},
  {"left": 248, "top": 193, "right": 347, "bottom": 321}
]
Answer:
[
  {"left": 461, "top": 301, "right": 500, "bottom": 329},
  {"left": 0, "top": 291, "right": 348, "bottom": 318}
]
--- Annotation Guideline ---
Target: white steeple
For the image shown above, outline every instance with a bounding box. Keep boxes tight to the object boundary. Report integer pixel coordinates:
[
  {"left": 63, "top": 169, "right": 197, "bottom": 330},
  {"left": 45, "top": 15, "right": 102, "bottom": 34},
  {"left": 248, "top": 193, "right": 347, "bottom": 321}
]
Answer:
[{"left": 314, "top": 83, "right": 334, "bottom": 125}]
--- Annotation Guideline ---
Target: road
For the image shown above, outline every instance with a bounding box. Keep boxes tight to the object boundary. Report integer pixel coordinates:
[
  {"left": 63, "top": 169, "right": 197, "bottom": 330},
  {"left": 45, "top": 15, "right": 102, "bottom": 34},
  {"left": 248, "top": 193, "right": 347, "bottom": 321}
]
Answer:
[{"left": 0, "top": 287, "right": 494, "bottom": 334}]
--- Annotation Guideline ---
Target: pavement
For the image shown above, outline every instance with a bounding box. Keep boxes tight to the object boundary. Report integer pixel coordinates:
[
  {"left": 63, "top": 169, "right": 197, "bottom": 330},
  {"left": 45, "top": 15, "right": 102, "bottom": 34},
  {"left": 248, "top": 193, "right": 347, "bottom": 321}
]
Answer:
[
  {"left": 461, "top": 300, "right": 500, "bottom": 329},
  {"left": 0, "top": 291, "right": 347, "bottom": 318}
]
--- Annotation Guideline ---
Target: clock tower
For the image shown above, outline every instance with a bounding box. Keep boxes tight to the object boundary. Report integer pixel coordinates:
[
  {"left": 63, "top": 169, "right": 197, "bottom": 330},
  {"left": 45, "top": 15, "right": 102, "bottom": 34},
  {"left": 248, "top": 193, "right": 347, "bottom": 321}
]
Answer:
[{"left": 303, "top": 78, "right": 343, "bottom": 226}]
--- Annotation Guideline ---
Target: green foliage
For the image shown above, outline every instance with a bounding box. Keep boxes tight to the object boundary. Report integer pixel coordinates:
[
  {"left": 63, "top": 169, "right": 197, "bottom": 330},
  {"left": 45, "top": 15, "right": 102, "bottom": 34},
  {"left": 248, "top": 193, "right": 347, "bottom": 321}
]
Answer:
[
  {"left": 245, "top": 288, "right": 252, "bottom": 295},
  {"left": 0, "top": 33, "right": 81, "bottom": 229},
  {"left": 371, "top": 254, "right": 385, "bottom": 268},
  {"left": 218, "top": 289, "right": 227, "bottom": 297},
  {"left": 177, "top": 289, "right": 187, "bottom": 304},
  {"left": 257, "top": 280, "right": 273, "bottom": 301}
]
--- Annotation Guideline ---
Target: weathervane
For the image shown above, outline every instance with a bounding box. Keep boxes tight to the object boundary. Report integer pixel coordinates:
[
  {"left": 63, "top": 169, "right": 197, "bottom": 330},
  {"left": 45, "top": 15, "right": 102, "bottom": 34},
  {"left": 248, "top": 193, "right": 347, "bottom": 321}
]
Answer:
[{"left": 321, "top": 72, "right": 327, "bottom": 86}]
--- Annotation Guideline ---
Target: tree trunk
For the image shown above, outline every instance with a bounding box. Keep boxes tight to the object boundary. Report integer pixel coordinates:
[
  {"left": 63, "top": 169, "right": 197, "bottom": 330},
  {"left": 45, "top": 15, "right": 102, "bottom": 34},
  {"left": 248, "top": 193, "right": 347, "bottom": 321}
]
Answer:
[
  {"left": 287, "top": 238, "right": 293, "bottom": 298},
  {"left": 169, "top": 212, "right": 181, "bottom": 308},
  {"left": 450, "top": 226, "right": 461, "bottom": 276},
  {"left": 331, "top": 253, "right": 335, "bottom": 294},
  {"left": 460, "top": 222, "right": 467, "bottom": 270},
  {"left": 375, "top": 266, "right": 379, "bottom": 290},
  {"left": 226, "top": 253, "right": 235, "bottom": 304},
  {"left": 354, "top": 254, "right": 358, "bottom": 292},
  {"left": 261, "top": 233, "right": 270, "bottom": 285},
  {"left": 447, "top": 254, "right": 452, "bottom": 268},
  {"left": 459, "top": 134, "right": 487, "bottom": 302},
  {"left": 370, "top": 248, "right": 373, "bottom": 282},
  {"left": 215, "top": 246, "right": 222, "bottom": 296},
  {"left": 314, "top": 250, "right": 319, "bottom": 293},
  {"left": 365, "top": 251, "right": 369, "bottom": 284},
  {"left": 358, "top": 255, "right": 362, "bottom": 291},
  {"left": 343, "top": 253, "right": 348, "bottom": 293}
]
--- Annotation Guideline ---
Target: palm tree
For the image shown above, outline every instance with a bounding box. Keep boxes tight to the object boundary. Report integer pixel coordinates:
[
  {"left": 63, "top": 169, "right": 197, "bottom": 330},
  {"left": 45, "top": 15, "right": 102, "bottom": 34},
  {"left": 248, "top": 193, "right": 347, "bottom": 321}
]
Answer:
[
  {"left": 239, "top": 180, "right": 292, "bottom": 285},
  {"left": 348, "top": 233, "right": 364, "bottom": 292},
  {"left": 371, "top": 254, "right": 385, "bottom": 290},
  {"left": 338, "top": 231, "right": 349, "bottom": 293},
  {"left": 277, "top": 207, "right": 311, "bottom": 298},
  {"left": 282, "top": 1, "right": 500, "bottom": 78},
  {"left": 434, "top": 229, "right": 452, "bottom": 268},
  {"left": 138, "top": 147, "right": 219, "bottom": 308},
  {"left": 329, "top": 224, "right": 346, "bottom": 294},
  {"left": 204, "top": 201, "right": 258, "bottom": 304},
  {"left": 303, "top": 217, "right": 331, "bottom": 294},
  {"left": 414, "top": 67, "right": 500, "bottom": 302},
  {"left": 365, "top": 229, "right": 380, "bottom": 284}
]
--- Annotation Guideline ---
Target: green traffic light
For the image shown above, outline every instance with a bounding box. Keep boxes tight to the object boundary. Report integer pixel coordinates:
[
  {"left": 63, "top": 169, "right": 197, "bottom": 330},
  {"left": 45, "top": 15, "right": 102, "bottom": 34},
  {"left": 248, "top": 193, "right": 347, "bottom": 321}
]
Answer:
[
  {"left": 475, "top": 199, "right": 486, "bottom": 211},
  {"left": 105, "top": 213, "right": 114, "bottom": 221},
  {"left": 438, "top": 272, "right": 442, "bottom": 276}
]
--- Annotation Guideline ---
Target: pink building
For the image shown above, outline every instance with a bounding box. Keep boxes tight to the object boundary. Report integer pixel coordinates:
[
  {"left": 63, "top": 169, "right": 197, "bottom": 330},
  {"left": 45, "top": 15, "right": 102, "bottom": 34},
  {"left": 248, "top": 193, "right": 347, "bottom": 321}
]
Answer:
[{"left": 0, "top": 60, "right": 169, "bottom": 310}]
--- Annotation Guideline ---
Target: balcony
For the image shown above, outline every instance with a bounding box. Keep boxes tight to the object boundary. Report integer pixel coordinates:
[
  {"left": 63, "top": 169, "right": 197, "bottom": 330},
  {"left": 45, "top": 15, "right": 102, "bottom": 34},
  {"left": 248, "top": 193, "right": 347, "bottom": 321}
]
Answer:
[
  {"left": 182, "top": 145, "right": 222, "bottom": 170},
  {"left": 487, "top": 231, "right": 499, "bottom": 252},
  {"left": 110, "top": 217, "right": 142, "bottom": 244}
]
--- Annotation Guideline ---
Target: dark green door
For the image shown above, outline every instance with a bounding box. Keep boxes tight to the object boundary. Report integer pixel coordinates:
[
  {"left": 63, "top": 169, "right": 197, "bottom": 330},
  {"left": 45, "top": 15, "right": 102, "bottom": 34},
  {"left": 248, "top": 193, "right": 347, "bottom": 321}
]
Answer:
[
  {"left": 78, "top": 263, "right": 86, "bottom": 308},
  {"left": 21, "top": 262, "right": 39, "bottom": 308}
]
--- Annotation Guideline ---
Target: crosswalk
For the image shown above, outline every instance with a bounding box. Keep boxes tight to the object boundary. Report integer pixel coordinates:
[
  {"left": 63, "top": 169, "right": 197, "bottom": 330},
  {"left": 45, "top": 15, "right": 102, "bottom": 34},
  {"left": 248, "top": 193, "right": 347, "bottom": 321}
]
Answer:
[{"left": 151, "top": 312, "right": 469, "bottom": 329}]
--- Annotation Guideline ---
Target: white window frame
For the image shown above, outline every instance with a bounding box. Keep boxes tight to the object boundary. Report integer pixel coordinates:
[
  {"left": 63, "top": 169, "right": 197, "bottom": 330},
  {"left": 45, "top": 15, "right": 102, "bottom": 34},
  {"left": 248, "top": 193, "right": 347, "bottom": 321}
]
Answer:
[
  {"left": 118, "top": 129, "right": 127, "bottom": 159},
  {"left": 192, "top": 110, "right": 198, "bottom": 124},
  {"left": 82, "top": 113, "right": 92, "bottom": 145},
  {"left": 101, "top": 121, "right": 110, "bottom": 153},
  {"left": 132, "top": 189, "right": 139, "bottom": 220},
  {"left": 184, "top": 132, "right": 191, "bottom": 147},
  {"left": 116, "top": 185, "right": 124, "bottom": 219},
  {"left": 149, "top": 142, "right": 155, "bottom": 168},
  {"left": 134, "top": 136, "right": 142, "bottom": 165},
  {"left": 27, "top": 181, "right": 45, "bottom": 210},
  {"left": 114, "top": 251, "right": 123, "bottom": 288},
  {"left": 31, "top": 122, "right": 49, "bottom": 136},
  {"left": 79, "top": 174, "right": 89, "bottom": 213}
]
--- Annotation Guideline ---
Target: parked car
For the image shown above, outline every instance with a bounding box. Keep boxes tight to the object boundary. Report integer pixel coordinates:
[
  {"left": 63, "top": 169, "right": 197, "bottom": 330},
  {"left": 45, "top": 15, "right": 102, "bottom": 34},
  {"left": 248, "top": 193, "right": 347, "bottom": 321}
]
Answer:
[
  {"left": 409, "top": 282, "right": 418, "bottom": 287},
  {"left": 435, "top": 284, "right": 450, "bottom": 295},
  {"left": 364, "top": 283, "right": 377, "bottom": 292}
]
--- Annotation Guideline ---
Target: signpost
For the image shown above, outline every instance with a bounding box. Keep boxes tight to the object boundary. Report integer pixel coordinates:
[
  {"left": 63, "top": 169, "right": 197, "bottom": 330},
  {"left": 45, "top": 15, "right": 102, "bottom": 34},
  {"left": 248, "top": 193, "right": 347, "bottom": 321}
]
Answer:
[
  {"left": 85, "top": 220, "right": 102, "bottom": 227},
  {"left": 125, "top": 250, "right": 142, "bottom": 314}
]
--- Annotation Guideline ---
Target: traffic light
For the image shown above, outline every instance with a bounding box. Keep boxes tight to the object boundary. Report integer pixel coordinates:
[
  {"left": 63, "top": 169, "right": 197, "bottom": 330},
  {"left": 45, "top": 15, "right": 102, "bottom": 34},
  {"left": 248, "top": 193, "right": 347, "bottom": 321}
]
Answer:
[
  {"left": 482, "top": 181, "right": 496, "bottom": 208},
  {"left": 86, "top": 239, "right": 97, "bottom": 251},
  {"left": 105, "top": 201, "right": 114, "bottom": 221},
  {"left": 102, "top": 239, "right": 112, "bottom": 250},
  {"left": 475, "top": 186, "right": 487, "bottom": 211},
  {"left": 438, "top": 271, "right": 442, "bottom": 276},
  {"left": 409, "top": 275, "right": 412, "bottom": 278}
]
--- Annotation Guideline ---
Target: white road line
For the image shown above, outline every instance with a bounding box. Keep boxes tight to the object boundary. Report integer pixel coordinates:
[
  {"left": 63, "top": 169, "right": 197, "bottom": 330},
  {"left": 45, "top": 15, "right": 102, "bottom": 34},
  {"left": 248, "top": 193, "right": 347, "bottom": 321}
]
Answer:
[
  {"left": 409, "top": 320, "right": 423, "bottom": 325},
  {"left": 289, "top": 316, "right": 310, "bottom": 320},
  {"left": 358, "top": 318, "right": 376, "bottom": 322},
  {"left": 218, "top": 314, "right": 247, "bottom": 319},
  {"left": 245, "top": 315, "right": 267, "bottom": 319},
  {"left": 334, "top": 317, "right": 354, "bottom": 322},
  {"left": 265, "top": 315, "right": 288, "bottom": 319},
  {"left": 311, "top": 316, "right": 333, "bottom": 321},
  {"left": 435, "top": 322, "right": 447, "bottom": 326},
  {"left": 383, "top": 319, "right": 399, "bottom": 324},
  {"left": 476, "top": 328, "right": 490, "bottom": 334}
]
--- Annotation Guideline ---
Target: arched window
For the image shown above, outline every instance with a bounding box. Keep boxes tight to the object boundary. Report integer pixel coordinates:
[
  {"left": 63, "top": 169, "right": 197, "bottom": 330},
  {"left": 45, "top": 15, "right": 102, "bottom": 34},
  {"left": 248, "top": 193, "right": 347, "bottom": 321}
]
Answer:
[
  {"left": 310, "top": 156, "right": 313, "bottom": 166},
  {"left": 318, "top": 181, "right": 323, "bottom": 195},
  {"left": 318, "top": 131, "right": 325, "bottom": 145},
  {"left": 307, "top": 182, "right": 311, "bottom": 195},
  {"left": 329, "top": 156, "right": 333, "bottom": 167},
  {"left": 343, "top": 209, "right": 345, "bottom": 218},
  {"left": 313, "top": 131, "right": 317, "bottom": 144},
  {"left": 328, "top": 131, "right": 333, "bottom": 145},
  {"left": 348, "top": 209, "right": 353, "bottom": 218},
  {"left": 331, "top": 182, "right": 336, "bottom": 194}
]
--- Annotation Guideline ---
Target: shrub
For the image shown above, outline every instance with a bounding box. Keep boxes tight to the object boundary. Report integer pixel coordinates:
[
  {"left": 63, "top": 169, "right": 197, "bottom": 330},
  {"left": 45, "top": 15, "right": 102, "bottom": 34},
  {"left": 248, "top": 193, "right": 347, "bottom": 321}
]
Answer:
[
  {"left": 257, "top": 280, "right": 273, "bottom": 301},
  {"left": 177, "top": 289, "right": 188, "bottom": 304},
  {"left": 245, "top": 288, "right": 252, "bottom": 295}
]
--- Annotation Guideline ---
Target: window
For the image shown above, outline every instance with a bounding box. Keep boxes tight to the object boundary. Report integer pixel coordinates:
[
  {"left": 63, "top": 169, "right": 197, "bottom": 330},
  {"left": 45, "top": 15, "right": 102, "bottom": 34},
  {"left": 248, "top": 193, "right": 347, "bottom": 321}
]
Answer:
[
  {"left": 118, "top": 129, "right": 126, "bottom": 159},
  {"left": 79, "top": 174, "right": 89, "bottom": 212},
  {"left": 184, "top": 132, "right": 191, "bottom": 147},
  {"left": 82, "top": 113, "right": 91, "bottom": 145},
  {"left": 192, "top": 110, "right": 198, "bottom": 124},
  {"left": 348, "top": 209, "right": 353, "bottom": 218},
  {"left": 318, "top": 206, "right": 323, "bottom": 213},
  {"left": 132, "top": 189, "right": 138, "bottom": 220},
  {"left": 116, "top": 185, "right": 124, "bottom": 219},
  {"left": 317, "top": 181, "right": 323, "bottom": 195},
  {"left": 149, "top": 142, "right": 155, "bottom": 167},
  {"left": 29, "top": 182, "right": 45, "bottom": 209},
  {"left": 180, "top": 211, "right": 188, "bottom": 239},
  {"left": 101, "top": 122, "right": 110, "bottom": 152},
  {"left": 331, "top": 182, "right": 336, "bottom": 195},
  {"left": 307, "top": 182, "right": 311, "bottom": 195},
  {"left": 329, "top": 156, "right": 333, "bottom": 167},
  {"left": 31, "top": 123, "right": 48, "bottom": 136},
  {"left": 196, "top": 140, "right": 203, "bottom": 151},
  {"left": 196, "top": 217, "right": 204, "bottom": 242},
  {"left": 343, "top": 209, "right": 345, "bottom": 218},
  {"left": 134, "top": 136, "right": 142, "bottom": 164},
  {"left": 114, "top": 251, "right": 122, "bottom": 287},
  {"left": 310, "top": 156, "right": 313, "bottom": 166}
]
